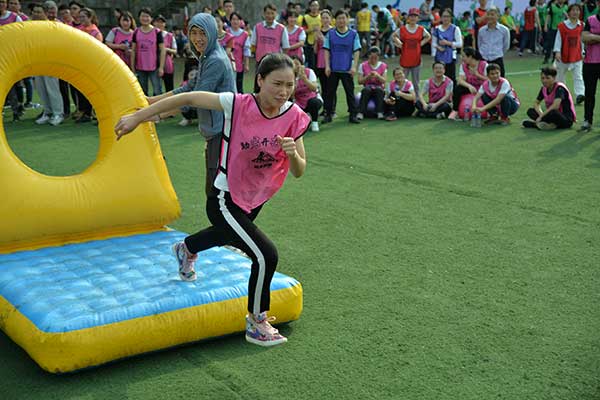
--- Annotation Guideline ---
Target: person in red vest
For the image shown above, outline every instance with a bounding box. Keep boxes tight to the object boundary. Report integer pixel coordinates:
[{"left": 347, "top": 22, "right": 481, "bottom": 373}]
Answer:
[
  {"left": 522, "top": 66, "right": 576, "bottom": 130},
  {"left": 473, "top": 0, "right": 488, "bottom": 49},
  {"left": 519, "top": 0, "right": 541, "bottom": 56},
  {"left": 553, "top": 4, "right": 585, "bottom": 104},
  {"left": 392, "top": 7, "right": 431, "bottom": 95}
]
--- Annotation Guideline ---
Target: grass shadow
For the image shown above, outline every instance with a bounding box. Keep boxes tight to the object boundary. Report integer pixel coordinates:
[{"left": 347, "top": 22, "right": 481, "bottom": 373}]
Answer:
[{"left": 537, "top": 131, "right": 600, "bottom": 163}]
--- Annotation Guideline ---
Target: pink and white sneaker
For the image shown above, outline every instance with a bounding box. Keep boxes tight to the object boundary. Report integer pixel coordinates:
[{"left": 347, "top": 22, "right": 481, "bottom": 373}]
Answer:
[
  {"left": 172, "top": 241, "right": 198, "bottom": 281},
  {"left": 245, "top": 312, "right": 287, "bottom": 347}
]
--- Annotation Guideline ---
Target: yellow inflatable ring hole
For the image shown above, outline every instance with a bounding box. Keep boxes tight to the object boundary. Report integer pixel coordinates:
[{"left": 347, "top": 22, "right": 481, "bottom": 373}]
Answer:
[{"left": 0, "top": 22, "right": 180, "bottom": 253}]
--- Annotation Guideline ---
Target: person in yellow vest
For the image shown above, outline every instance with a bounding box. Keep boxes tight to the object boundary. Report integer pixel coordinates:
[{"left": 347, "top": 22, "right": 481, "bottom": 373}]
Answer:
[
  {"left": 301, "top": 0, "right": 321, "bottom": 69},
  {"left": 356, "top": 2, "right": 372, "bottom": 58}
]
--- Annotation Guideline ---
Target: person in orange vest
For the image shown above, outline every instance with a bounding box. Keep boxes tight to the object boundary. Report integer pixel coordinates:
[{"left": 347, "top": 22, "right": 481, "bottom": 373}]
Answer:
[{"left": 553, "top": 4, "right": 585, "bottom": 104}]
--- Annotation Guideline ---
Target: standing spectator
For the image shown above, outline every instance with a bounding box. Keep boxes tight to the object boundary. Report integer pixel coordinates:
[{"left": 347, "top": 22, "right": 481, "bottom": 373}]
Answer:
[
  {"left": 279, "top": 1, "right": 295, "bottom": 24},
  {"left": 222, "top": 0, "right": 235, "bottom": 26},
  {"left": 471, "top": 63, "right": 520, "bottom": 125},
  {"left": 105, "top": 11, "right": 135, "bottom": 67},
  {"left": 375, "top": 9, "right": 392, "bottom": 58},
  {"left": 393, "top": 8, "right": 431, "bottom": 95},
  {"left": 416, "top": 61, "right": 454, "bottom": 119},
  {"left": 544, "top": 0, "right": 568, "bottom": 64},
  {"left": 457, "top": 11, "right": 474, "bottom": 48},
  {"left": 30, "top": 3, "right": 64, "bottom": 126},
  {"left": 291, "top": 55, "right": 322, "bottom": 131},
  {"left": 154, "top": 15, "right": 177, "bottom": 93},
  {"left": 150, "top": 13, "right": 236, "bottom": 196},
  {"left": 8, "top": 0, "right": 28, "bottom": 20},
  {"left": 215, "top": 14, "right": 234, "bottom": 62},
  {"left": 356, "top": 2, "right": 372, "bottom": 58},
  {"left": 519, "top": 0, "right": 541, "bottom": 56},
  {"left": 419, "top": 0, "right": 433, "bottom": 29},
  {"left": 0, "top": 0, "right": 24, "bottom": 122},
  {"left": 58, "top": 3, "right": 72, "bottom": 24},
  {"left": 131, "top": 8, "right": 166, "bottom": 96},
  {"left": 215, "top": 0, "right": 225, "bottom": 19},
  {"left": 57, "top": 4, "right": 75, "bottom": 117},
  {"left": 228, "top": 12, "right": 250, "bottom": 93},
  {"left": 522, "top": 66, "right": 576, "bottom": 130},
  {"left": 285, "top": 11, "right": 306, "bottom": 63},
  {"left": 500, "top": 7, "right": 518, "bottom": 48},
  {"left": 384, "top": 68, "right": 416, "bottom": 120},
  {"left": 478, "top": 7, "right": 510, "bottom": 77},
  {"left": 554, "top": 4, "right": 585, "bottom": 105},
  {"left": 322, "top": 9, "right": 361, "bottom": 124},
  {"left": 301, "top": 0, "right": 321, "bottom": 69},
  {"left": 69, "top": 1, "right": 82, "bottom": 27},
  {"left": 432, "top": 8, "right": 462, "bottom": 83},
  {"left": 583, "top": 0, "right": 599, "bottom": 21},
  {"left": 473, "top": 0, "right": 488, "bottom": 49},
  {"left": 357, "top": 46, "right": 387, "bottom": 120},
  {"left": 580, "top": 2, "right": 600, "bottom": 132},
  {"left": 537, "top": 0, "right": 549, "bottom": 54},
  {"left": 74, "top": 7, "right": 102, "bottom": 124},
  {"left": 448, "top": 47, "right": 488, "bottom": 120},
  {"left": 252, "top": 3, "right": 290, "bottom": 63},
  {"left": 173, "top": 26, "right": 188, "bottom": 57},
  {"left": 314, "top": 9, "right": 335, "bottom": 118}
]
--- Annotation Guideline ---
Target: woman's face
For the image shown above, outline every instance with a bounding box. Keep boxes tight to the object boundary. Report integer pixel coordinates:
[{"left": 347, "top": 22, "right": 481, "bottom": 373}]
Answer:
[
  {"left": 394, "top": 70, "right": 405, "bottom": 81},
  {"left": 231, "top": 14, "right": 241, "bottom": 29},
  {"left": 287, "top": 15, "right": 297, "bottom": 26},
  {"left": 120, "top": 16, "right": 131, "bottom": 30},
  {"left": 321, "top": 13, "right": 331, "bottom": 27},
  {"left": 257, "top": 67, "right": 296, "bottom": 108},
  {"left": 154, "top": 19, "right": 166, "bottom": 31},
  {"left": 79, "top": 12, "right": 90, "bottom": 25},
  {"left": 139, "top": 12, "right": 152, "bottom": 26}
]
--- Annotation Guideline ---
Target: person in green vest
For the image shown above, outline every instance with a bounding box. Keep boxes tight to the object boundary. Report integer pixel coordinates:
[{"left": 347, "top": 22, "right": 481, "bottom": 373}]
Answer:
[
  {"left": 500, "top": 7, "right": 518, "bottom": 48},
  {"left": 456, "top": 10, "right": 474, "bottom": 48},
  {"left": 583, "top": 0, "right": 599, "bottom": 21},
  {"left": 537, "top": 0, "right": 548, "bottom": 55},
  {"left": 544, "top": 0, "right": 568, "bottom": 64}
]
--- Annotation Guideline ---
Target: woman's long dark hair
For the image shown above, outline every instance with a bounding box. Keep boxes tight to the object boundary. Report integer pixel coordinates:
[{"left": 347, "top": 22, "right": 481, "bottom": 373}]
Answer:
[{"left": 253, "top": 53, "right": 295, "bottom": 93}]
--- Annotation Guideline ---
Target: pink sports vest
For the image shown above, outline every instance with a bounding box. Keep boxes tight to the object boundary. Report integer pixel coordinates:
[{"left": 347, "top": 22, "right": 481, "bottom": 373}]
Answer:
[
  {"left": 542, "top": 82, "right": 576, "bottom": 121},
  {"left": 428, "top": 76, "right": 451, "bottom": 103},
  {"left": 18, "top": 12, "right": 28, "bottom": 21},
  {"left": 389, "top": 80, "right": 414, "bottom": 102},
  {"left": 315, "top": 30, "right": 329, "bottom": 69},
  {"left": 294, "top": 67, "right": 318, "bottom": 109},
  {"left": 134, "top": 27, "right": 159, "bottom": 72},
  {"left": 230, "top": 29, "right": 249, "bottom": 72},
  {"left": 0, "top": 12, "right": 18, "bottom": 25},
  {"left": 462, "top": 60, "right": 487, "bottom": 89},
  {"left": 163, "top": 31, "right": 175, "bottom": 74},
  {"left": 361, "top": 61, "right": 387, "bottom": 89},
  {"left": 287, "top": 26, "right": 304, "bottom": 61},
  {"left": 482, "top": 78, "right": 521, "bottom": 110},
  {"left": 219, "top": 94, "right": 310, "bottom": 213},
  {"left": 219, "top": 31, "right": 234, "bottom": 49},
  {"left": 255, "top": 22, "right": 284, "bottom": 62},
  {"left": 112, "top": 28, "right": 133, "bottom": 66},
  {"left": 585, "top": 15, "right": 600, "bottom": 64}
]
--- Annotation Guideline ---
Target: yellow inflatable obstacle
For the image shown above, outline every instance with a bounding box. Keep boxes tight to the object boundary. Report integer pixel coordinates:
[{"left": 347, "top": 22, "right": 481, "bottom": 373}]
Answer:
[{"left": 0, "top": 22, "right": 302, "bottom": 373}]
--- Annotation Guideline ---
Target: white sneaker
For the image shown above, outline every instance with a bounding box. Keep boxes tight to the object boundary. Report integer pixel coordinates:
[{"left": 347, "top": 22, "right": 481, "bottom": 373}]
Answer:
[
  {"left": 356, "top": 112, "right": 364, "bottom": 120},
  {"left": 178, "top": 118, "right": 191, "bottom": 127},
  {"left": 35, "top": 114, "right": 50, "bottom": 125},
  {"left": 310, "top": 121, "right": 319, "bottom": 132},
  {"left": 377, "top": 112, "right": 384, "bottom": 120},
  {"left": 49, "top": 115, "right": 64, "bottom": 126}
]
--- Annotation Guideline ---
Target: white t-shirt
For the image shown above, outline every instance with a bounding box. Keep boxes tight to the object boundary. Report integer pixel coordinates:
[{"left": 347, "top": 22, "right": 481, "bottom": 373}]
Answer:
[{"left": 478, "top": 79, "right": 513, "bottom": 99}]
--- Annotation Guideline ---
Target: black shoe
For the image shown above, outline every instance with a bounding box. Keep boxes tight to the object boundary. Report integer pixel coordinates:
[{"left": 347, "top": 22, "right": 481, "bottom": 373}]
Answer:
[
  {"left": 522, "top": 120, "right": 537, "bottom": 129},
  {"left": 75, "top": 115, "right": 92, "bottom": 123},
  {"left": 576, "top": 95, "right": 585, "bottom": 105},
  {"left": 322, "top": 114, "right": 332, "bottom": 124},
  {"left": 349, "top": 116, "right": 360, "bottom": 124}
]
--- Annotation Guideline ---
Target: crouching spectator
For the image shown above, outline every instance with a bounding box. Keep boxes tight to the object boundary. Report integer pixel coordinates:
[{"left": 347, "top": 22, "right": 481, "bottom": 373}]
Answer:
[
  {"left": 416, "top": 61, "right": 453, "bottom": 119},
  {"left": 522, "top": 66, "right": 576, "bottom": 130},
  {"left": 292, "top": 56, "right": 322, "bottom": 132},
  {"left": 357, "top": 46, "right": 387, "bottom": 120},
  {"left": 471, "top": 63, "right": 520, "bottom": 125},
  {"left": 384, "top": 68, "right": 416, "bottom": 120}
]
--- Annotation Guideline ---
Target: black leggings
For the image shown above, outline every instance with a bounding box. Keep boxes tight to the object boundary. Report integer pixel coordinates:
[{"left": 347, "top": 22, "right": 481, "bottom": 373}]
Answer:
[
  {"left": 527, "top": 108, "right": 573, "bottom": 129},
  {"left": 416, "top": 101, "right": 452, "bottom": 117},
  {"left": 163, "top": 73, "right": 174, "bottom": 93},
  {"left": 303, "top": 97, "right": 323, "bottom": 121},
  {"left": 384, "top": 97, "right": 415, "bottom": 117},
  {"left": 316, "top": 67, "right": 336, "bottom": 113},
  {"left": 184, "top": 189, "right": 277, "bottom": 315},
  {"left": 452, "top": 85, "right": 473, "bottom": 111},
  {"left": 583, "top": 63, "right": 600, "bottom": 124},
  {"left": 236, "top": 71, "right": 244, "bottom": 93},
  {"left": 360, "top": 86, "right": 385, "bottom": 114}
]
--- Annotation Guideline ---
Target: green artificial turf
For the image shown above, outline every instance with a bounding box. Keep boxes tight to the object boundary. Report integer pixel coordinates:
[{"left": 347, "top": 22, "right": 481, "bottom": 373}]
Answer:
[{"left": 1, "top": 54, "right": 598, "bottom": 400}]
